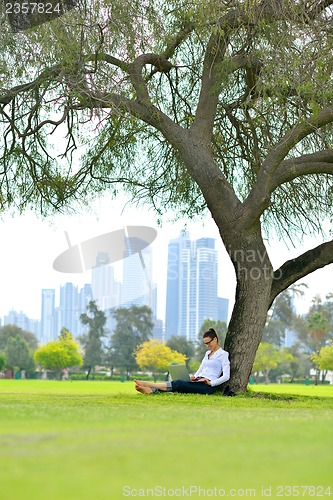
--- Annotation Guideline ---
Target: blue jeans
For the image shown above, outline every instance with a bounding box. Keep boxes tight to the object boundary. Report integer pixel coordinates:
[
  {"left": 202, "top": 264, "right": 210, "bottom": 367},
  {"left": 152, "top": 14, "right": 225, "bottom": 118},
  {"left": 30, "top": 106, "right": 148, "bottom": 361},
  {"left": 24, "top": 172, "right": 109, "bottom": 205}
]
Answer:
[{"left": 168, "top": 380, "right": 216, "bottom": 395}]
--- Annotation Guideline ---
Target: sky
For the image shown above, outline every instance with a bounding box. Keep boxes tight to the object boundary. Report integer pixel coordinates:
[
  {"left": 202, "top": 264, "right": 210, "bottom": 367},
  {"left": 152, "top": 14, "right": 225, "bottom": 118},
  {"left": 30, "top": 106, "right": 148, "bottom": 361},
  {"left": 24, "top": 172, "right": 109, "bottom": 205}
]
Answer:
[{"left": 0, "top": 192, "right": 332, "bottom": 324}]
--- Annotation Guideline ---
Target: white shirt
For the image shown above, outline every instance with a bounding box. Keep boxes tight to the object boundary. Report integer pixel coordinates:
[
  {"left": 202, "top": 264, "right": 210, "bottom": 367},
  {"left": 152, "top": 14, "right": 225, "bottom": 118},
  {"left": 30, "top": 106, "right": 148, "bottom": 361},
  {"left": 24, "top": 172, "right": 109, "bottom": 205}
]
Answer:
[{"left": 194, "top": 347, "right": 230, "bottom": 387}]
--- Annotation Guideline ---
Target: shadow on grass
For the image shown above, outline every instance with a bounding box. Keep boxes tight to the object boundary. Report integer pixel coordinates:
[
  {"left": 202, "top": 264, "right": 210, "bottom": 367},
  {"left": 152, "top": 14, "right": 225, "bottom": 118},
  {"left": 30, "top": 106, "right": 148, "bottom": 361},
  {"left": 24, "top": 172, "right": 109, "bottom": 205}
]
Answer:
[{"left": 244, "top": 388, "right": 329, "bottom": 402}]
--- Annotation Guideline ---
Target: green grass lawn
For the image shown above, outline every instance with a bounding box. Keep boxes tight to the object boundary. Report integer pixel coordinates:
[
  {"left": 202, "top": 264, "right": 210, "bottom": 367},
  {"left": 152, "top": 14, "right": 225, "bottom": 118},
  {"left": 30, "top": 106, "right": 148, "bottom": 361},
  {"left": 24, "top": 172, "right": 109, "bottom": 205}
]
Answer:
[
  {"left": 0, "top": 380, "right": 332, "bottom": 500},
  {"left": 250, "top": 382, "right": 333, "bottom": 398}
]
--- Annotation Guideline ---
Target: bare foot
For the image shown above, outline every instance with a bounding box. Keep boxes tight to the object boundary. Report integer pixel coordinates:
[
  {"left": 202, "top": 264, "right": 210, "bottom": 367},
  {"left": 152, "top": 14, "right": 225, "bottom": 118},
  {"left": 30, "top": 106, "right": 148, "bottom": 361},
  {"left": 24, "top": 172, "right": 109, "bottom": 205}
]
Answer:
[
  {"left": 135, "top": 382, "right": 153, "bottom": 395},
  {"left": 134, "top": 379, "right": 151, "bottom": 387}
]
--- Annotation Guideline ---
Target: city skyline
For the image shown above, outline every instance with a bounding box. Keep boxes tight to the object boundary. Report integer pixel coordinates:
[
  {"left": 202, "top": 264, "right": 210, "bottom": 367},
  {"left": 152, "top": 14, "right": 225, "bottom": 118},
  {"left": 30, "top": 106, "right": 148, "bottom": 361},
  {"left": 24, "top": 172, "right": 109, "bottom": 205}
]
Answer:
[
  {"left": 165, "top": 233, "right": 227, "bottom": 341},
  {"left": 1, "top": 232, "right": 229, "bottom": 342},
  {"left": 1, "top": 193, "right": 333, "bottom": 327}
]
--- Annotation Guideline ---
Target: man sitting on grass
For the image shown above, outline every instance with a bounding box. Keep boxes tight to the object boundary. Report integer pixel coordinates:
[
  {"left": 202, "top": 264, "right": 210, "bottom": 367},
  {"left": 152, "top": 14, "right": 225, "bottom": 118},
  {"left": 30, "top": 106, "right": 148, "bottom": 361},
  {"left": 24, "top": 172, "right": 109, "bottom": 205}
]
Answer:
[{"left": 134, "top": 328, "right": 230, "bottom": 395}]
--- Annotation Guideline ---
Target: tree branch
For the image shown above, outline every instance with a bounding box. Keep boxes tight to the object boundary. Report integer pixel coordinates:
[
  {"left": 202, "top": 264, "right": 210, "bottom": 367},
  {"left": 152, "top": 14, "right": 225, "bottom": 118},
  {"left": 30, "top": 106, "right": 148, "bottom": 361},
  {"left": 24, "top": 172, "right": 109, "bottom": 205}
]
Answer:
[
  {"left": 242, "top": 106, "right": 333, "bottom": 227},
  {"left": 190, "top": 1, "right": 317, "bottom": 146},
  {"left": 0, "top": 65, "right": 63, "bottom": 106},
  {"left": 190, "top": 18, "right": 230, "bottom": 144},
  {"left": 270, "top": 239, "right": 333, "bottom": 306},
  {"left": 271, "top": 150, "right": 333, "bottom": 190},
  {"left": 85, "top": 53, "right": 129, "bottom": 72},
  {"left": 128, "top": 53, "right": 173, "bottom": 101},
  {"left": 162, "top": 22, "right": 195, "bottom": 61},
  {"left": 75, "top": 91, "right": 185, "bottom": 151},
  {"left": 263, "top": 107, "right": 333, "bottom": 171},
  {"left": 306, "top": 0, "right": 333, "bottom": 20}
]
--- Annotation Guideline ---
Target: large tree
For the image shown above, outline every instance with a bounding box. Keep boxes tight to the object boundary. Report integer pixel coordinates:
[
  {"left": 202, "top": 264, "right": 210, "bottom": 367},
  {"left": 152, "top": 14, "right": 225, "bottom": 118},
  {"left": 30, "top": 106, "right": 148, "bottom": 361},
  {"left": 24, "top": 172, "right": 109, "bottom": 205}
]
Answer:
[
  {"left": 252, "top": 342, "right": 294, "bottom": 384},
  {"left": 294, "top": 296, "right": 333, "bottom": 353},
  {"left": 79, "top": 301, "right": 107, "bottom": 379},
  {"left": 34, "top": 327, "right": 82, "bottom": 378},
  {"left": 5, "top": 336, "right": 35, "bottom": 372},
  {"left": 1, "top": 1, "right": 333, "bottom": 392},
  {"left": 0, "top": 325, "right": 38, "bottom": 351},
  {"left": 109, "top": 305, "right": 154, "bottom": 377}
]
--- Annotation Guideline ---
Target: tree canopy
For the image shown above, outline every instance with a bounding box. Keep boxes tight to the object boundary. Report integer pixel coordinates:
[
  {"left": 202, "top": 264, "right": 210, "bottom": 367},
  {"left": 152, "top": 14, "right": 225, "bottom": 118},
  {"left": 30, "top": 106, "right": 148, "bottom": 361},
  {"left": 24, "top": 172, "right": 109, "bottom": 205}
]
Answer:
[
  {"left": 79, "top": 301, "right": 107, "bottom": 378},
  {"left": 5, "top": 335, "right": 35, "bottom": 371},
  {"left": 135, "top": 339, "right": 186, "bottom": 377},
  {"left": 294, "top": 295, "right": 333, "bottom": 354},
  {"left": 0, "top": 325, "right": 38, "bottom": 351},
  {"left": 34, "top": 328, "right": 82, "bottom": 375},
  {"left": 1, "top": 0, "right": 333, "bottom": 228},
  {"left": 312, "top": 344, "right": 333, "bottom": 372},
  {"left": 2, "top": 0, "right": 333, "bottom": 392},
  {"left": 252, "top": 342, "right": 294, "bottom": 384},
  {"left": 108, "top": 305, "right": 154, "bottom": 376},
  {"left": 166, "top": 335, "right": 195, "bottom": 368}
]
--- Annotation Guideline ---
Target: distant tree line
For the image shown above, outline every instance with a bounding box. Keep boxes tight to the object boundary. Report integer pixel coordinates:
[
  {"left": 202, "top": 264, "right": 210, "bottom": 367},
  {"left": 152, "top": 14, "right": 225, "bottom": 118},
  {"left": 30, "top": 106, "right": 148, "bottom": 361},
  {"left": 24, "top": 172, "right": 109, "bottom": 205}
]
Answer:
[
  {"left": 253, "top": 288, "right": 333, "bottom": 384},
  {"left": 1, "top": 292, "right": 333, "bottom": 383}
]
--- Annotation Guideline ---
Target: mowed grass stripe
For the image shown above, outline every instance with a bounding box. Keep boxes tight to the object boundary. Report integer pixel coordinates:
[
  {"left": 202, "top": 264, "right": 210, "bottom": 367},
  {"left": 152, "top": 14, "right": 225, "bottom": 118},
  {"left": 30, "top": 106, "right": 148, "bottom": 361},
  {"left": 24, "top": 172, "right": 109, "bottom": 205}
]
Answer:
[{"left": 0, "top": 381, "right": 332, "bottom": 499}]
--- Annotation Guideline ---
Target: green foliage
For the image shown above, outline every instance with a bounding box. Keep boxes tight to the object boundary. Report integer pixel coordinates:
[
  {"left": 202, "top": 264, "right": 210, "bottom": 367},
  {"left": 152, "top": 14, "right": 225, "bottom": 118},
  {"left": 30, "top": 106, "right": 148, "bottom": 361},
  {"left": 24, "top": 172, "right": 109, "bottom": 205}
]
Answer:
[
  {"left": 58, "top": 327, "right": 72, "bottom": 342},
  {"left": 311, "top": 344, "right": 333, "bottom": 372},
  {"left": 253, "top": 343, "right": 294, "bottom": 384},
  {"left": 2, "top": 0, "right": 333, "bottom": 391},
  {"left": 1, "top": 1, "right": 333, "bottom": 235},
  {"left": 5, "top": 336, "right": 35, "bottom": 371},
  {"left": 0, "top": 353, "right": 6, "bottom": 371},
  {"left": 34, "top": 329, "right": 82, "bottom": 374},
  {"left": 34, "top": 343, "right": 70, "bottom": 372},
  {"left": 79, "top": 301, "right": 107, "bottom": 376},
  {"left": 166, "top": 335, "right": 195, "bottom": 368},
  {"left": 135, "top": 339, "right": 187, "bottom": 376},
  {"left": 307, "top": 312, "right": 329, "bottom": 351},
  {"left": 108, "top": 305, "right": 154, "bottom": 375},
  {"left": 0, "top": 324, "right": 38, "bottom": 351},
  {"left": 263, "top": 286, "right": 306, "bottom": 346},
  {"left": 294, "top": 298, "right": 333, "bottom": 354},
  {"left": 287, "top": 344, "right": 312, "bottom": 382}
]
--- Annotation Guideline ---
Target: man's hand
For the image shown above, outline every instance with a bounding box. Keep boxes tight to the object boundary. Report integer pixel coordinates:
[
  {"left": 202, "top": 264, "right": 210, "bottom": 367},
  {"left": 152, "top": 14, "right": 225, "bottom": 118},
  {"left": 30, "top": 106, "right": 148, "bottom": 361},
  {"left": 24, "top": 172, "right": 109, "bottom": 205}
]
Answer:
[{"left": 190, "top": 375, "right": 197, "bottom": 381}]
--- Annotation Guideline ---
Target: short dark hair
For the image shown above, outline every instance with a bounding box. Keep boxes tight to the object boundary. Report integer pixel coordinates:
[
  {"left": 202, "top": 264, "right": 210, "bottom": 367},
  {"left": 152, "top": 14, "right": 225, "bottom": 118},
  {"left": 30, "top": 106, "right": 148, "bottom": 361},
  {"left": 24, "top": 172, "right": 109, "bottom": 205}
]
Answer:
[{"left": 203, "top": 328, "right": 218, "bottom": 341}]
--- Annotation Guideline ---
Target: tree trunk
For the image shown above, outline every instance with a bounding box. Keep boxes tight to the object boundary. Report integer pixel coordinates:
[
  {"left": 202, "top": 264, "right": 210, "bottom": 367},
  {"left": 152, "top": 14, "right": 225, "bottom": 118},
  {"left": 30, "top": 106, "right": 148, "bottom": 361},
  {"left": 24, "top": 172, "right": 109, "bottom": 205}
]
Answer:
[
  {"left": 315, "top": 366, "right": 319, "bottom": 385},
  {"left": 321, "top": 370, "right": 327, "bottom": 384},
  {"left": 223, "top": 231, "right": 274, "bottom": 393}
]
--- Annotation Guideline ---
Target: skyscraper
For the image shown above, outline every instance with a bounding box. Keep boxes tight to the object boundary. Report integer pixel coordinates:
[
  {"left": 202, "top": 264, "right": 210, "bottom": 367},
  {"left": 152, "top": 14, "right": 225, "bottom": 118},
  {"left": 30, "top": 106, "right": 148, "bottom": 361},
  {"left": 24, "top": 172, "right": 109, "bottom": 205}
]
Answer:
[
  {"left": 121, "top": 237, "right": 154, "bottom": 313},
  {"left": 165, "top": 234, "right": 219, "bottom": 342},
  {"left": 165, "top": 232, "right": 190, "bottom": 339},
  {"left": 91, "top": 252, "right": 121, "bottom": 333},
  {"left": 4, "top": 309, "right": 30, "bottom": 332},
  {"left": 59, "top": 282, "right": 79, "bottom": 336},
  {"left": 4, "top": 310, "right": 40, "bottom": 339},
  {"left": 92, "top": 253, "right": 120, "bottom": 310},
  {"left": 41, "top": 289, "right": 55, "bottom": 343}
]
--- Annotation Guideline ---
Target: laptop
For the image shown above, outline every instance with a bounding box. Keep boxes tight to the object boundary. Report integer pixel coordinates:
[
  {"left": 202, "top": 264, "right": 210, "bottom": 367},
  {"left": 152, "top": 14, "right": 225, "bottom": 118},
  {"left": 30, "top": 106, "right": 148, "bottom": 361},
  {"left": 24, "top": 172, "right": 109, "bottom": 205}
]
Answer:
[{"left": 168, "top": 364, "right": 191, "bottom": 381}]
